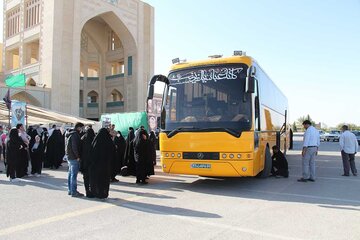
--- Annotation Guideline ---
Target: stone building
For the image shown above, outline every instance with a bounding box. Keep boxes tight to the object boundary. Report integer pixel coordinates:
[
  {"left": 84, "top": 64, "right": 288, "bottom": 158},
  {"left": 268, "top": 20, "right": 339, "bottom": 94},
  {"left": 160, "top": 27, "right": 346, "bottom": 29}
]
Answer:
[{"left": 1, "top": 0, "right": 154, "bottom": 120}]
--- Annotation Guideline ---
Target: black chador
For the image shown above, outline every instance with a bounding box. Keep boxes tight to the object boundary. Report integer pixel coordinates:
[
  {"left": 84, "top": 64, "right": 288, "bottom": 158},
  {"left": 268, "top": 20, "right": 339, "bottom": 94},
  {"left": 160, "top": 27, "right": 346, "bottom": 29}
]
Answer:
[
  {"left": 111, "top": 131, "right": 126, "bottom": 181},
  {"left": 45, "top": 129, "right": 65, "bottom": 169},
  {"left": 28, "top": 127, "right": 45, "bottom": 175},
  {"left": 133, "top": 129, "right": 152, "bottom": 184},
  {"left": 147, "top": 131, "right": 157, "bottom": 176},
  {"left": 89, "top": 128, "right": 114, "bottom": 199},
  {"left": 123, "top": 128, "right": 136, "bottom": 176},
  {"left": 271, "top": 148, "right": 289, "bottom": 178},
  {"left": 80, "top": 128, "right": 95, "bottom": 197},
  {"left": 6, "top": 129, "right": 25, "bottom": 179}
]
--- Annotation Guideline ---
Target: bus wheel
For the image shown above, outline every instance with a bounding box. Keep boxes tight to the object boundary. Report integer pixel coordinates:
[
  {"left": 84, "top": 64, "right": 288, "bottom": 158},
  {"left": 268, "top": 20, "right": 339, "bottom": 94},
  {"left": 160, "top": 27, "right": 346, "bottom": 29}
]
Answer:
[{"left": 257, "top": 146, "right": 272, "bottom": 178}]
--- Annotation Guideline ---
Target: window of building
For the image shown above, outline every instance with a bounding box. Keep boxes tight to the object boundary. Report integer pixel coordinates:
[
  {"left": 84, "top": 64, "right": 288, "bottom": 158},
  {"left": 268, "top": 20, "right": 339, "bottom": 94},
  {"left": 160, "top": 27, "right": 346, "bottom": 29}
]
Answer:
[
  {"left": 24, "top": 39, "right": 40, "bottom": 65},
  {"left": 87, "top": 91, "right": 98, "bottom": 103},
  {"left": 25, "top": 0, "right": 41, "bottom": 29},
  {"left": 108, "top": 30, "right": 122, "bottom": 51},
  {"left": 109, "top": 89, "right": 123, "bottom": 102},
  {"left": 110, "top": 62, "right": 124, "bottom": 75},
  {"left": 6, "top": 48, "right": 20, "bottom": 70},
  {"left": 6, "top": 7, "right": 21, "bottom": 38},
  {"left": 87, "top": 64, "right": 99, "bottom": 77}
]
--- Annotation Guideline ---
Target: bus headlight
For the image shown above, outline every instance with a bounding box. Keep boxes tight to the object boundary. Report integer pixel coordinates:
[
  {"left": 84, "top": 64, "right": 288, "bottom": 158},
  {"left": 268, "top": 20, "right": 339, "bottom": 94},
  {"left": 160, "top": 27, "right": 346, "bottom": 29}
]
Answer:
[
  {"left": 222, "top": 154, "right": 227, "bottom": 159},
  {"left": 242, "top": 167, "right": 247, "bottom": 172},
  {"left": 237, "top": 154, "right": 241, "bottom": 159},
  {"left": 165, "top": 153, "right": 169, "bottom": 157},
  {"left": 171, "top": 153, "right": 175, "bottom": 157},
  {"left": 177, "top": 153, "right": 181, "bottom": 158},
  {"left": 229, "top": 154, "right": 234, "bottom": 159}
]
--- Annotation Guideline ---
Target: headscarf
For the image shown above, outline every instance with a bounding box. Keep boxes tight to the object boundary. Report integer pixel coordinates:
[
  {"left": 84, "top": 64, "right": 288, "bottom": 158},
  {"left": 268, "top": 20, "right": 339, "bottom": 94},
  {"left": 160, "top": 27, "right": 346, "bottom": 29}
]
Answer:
[
  {"left": 9, "top": 128, "right": 20, "bottom": 143},
  {"left": 134, "top": 129, "right": 148, "bottom": 150}
]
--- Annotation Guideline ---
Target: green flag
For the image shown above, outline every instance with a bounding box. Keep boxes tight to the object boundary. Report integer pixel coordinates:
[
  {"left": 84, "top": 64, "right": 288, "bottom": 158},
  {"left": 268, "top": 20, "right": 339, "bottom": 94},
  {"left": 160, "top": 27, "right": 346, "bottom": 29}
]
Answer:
[{"left": 5, "top": 74, "right": 26, "bottom": 87}]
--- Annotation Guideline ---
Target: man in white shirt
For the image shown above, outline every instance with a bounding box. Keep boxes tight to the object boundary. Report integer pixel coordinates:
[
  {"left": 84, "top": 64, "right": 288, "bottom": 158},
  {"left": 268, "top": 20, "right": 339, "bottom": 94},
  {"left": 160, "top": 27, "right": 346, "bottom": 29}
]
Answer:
[
  {"left": 339, "top": 125, "right": 358, "bottom": 176},
  {"left": 298, "top": 120, "right": 320, "bottom": 182}
]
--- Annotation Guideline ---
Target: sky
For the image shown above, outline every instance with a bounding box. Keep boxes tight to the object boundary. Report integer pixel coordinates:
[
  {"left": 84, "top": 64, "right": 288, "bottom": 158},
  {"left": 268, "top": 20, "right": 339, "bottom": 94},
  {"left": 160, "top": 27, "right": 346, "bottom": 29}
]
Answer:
[
  {"left": 141, "top": 0, "right": 360, "bottom": 127},
  {"left": 1, "top": 0, "right": 359, "bottom": 127}
]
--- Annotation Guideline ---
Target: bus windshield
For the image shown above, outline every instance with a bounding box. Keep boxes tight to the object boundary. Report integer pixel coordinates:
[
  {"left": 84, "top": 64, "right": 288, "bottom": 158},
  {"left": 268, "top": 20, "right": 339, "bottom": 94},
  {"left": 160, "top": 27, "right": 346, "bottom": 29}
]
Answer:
[{"left": 163, "top": 64, "right": 252, "bottom": 134}]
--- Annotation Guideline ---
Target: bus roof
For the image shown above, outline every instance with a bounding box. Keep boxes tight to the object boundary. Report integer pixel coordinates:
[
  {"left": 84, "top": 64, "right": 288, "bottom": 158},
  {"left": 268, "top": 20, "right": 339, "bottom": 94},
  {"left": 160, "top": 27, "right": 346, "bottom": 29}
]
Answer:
[{"left": 170, "top": 55, "right": 253, "bottom": 71}]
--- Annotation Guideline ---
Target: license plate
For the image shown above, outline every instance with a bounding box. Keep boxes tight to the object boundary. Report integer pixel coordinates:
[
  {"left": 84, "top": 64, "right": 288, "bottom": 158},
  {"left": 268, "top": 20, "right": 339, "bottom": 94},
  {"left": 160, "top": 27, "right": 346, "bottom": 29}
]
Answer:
[{"left": 191, "top": 163, "right": 211, "bottom": 169}]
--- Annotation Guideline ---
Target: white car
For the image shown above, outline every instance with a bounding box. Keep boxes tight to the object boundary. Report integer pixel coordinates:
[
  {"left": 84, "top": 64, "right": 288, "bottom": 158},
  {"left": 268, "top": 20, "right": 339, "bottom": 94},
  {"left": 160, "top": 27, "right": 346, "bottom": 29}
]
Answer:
[
  {"left": 319, "top": 130, "right": 327, "bottom": 142},
  {"left": 324, "top": 130, "right": 341, "bottom": 142}
]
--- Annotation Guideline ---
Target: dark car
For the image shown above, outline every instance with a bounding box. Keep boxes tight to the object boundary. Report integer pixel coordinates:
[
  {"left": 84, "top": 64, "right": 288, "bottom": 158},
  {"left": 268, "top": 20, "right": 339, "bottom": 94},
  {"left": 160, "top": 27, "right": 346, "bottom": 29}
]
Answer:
[{"left": 352, "top": 131, "right": 360, "bottom": 145}]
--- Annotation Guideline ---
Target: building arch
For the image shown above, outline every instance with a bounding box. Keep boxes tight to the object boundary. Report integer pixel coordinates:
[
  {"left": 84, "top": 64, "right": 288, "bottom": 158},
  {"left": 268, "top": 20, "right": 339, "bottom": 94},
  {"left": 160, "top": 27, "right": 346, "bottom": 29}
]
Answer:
[
  {"left": 108, "top": 89, "right": 123, "bottom": 102},
  {"left": 11, "top": 91, "right": 41, "bottom": 107},
  {"left": 80, "top": 11, "right": 136, "bottom": 50},
  {"left": 87, "top": 90, "right": 99, "bottom": 103}
]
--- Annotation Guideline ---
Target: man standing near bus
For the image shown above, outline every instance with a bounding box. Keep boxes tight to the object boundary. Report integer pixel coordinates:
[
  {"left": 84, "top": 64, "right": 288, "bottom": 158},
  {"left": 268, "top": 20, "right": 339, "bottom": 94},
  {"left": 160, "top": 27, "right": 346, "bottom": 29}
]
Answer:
[
  {"left": 339, "top": 125, "right": 358, "bottom": 176},
  {"left": 298, "top": 120, "right": 320, "bottom": 182}
]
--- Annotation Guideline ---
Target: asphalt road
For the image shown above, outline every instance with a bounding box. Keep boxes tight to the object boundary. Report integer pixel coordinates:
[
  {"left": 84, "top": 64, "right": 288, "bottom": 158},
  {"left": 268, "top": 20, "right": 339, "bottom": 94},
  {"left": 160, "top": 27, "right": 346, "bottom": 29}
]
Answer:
[{"left": 0, "top": 139, "right": 359, "bottom": 240}]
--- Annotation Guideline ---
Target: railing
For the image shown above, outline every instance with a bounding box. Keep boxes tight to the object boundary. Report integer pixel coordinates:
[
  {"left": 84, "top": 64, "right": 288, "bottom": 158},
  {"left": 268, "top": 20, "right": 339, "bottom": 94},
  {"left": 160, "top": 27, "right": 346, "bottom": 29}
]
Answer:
[
  {"left": 106, "top": 101, "right": 124, "bottom": 107},
  {"left": 79, "top": 77, "right": 99, "bottom": 81},
  {"left": 87, "top": 102, "right": 99, "bottom": 108},
  {"left": 105, "top": 74, "right": 124, "bottom": 80}
]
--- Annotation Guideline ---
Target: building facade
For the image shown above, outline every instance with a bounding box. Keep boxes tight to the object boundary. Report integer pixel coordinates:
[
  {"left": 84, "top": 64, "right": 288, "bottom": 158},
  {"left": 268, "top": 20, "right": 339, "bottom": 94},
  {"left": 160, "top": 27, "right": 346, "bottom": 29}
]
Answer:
[
  {"left": 0, "top": 43, "right": 3, "bottom": 81},
  {"left": 1, "top": 0, "right": 154, "bottom": 119}
]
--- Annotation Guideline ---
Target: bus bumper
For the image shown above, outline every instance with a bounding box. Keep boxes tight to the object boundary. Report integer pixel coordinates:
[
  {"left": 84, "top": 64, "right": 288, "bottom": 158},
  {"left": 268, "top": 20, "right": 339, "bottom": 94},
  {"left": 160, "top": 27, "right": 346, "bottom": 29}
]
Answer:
[{"left": 161, "top": 159, "right": 255, "bottom": 177}]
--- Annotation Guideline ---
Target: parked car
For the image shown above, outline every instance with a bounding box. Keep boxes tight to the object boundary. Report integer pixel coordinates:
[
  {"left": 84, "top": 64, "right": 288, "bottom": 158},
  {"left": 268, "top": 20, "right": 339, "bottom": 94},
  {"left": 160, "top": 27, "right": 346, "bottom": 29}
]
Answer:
[
  {"left": 319, "top": 130, "right": 327, "bottom": 142},
  {"left": 324, "top": 130, "right": 341, "bottom": 142},
  {"left": 352, "top": 131, "right": 360, "bottom": 145}
]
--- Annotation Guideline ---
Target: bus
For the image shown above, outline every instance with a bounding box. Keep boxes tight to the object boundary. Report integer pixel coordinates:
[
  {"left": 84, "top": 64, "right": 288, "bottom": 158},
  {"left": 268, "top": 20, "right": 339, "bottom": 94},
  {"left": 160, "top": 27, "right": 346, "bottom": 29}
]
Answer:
[{"left": 147, "top": 52, "right": 292, "bottom": 177}]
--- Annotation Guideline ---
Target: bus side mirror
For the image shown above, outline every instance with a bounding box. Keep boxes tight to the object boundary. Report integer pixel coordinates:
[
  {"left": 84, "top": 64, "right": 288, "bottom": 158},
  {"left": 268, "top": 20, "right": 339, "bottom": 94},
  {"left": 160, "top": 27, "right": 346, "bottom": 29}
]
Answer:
[
  {"left": 245, "top": 66, "right": 256, "bottom": 93},
  {"left": 147, "top": 84, "right": 154, "bottom": 100},
  {"left": 246, "top": 76, "right": 255, "bottom": 93}
]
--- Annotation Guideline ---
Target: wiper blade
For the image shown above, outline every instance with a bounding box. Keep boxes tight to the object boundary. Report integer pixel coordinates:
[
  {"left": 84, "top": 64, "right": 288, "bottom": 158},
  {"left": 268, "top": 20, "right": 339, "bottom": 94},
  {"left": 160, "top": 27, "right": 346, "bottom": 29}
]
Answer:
[
  {"left": 167, "top": 127, "right": 199, "bottom": 138},
  {"left": 197, "top": 127, "right": 241, "bottom": 138},
  {"left": 167, "top": 127, "right": 241, "bottom": 138}
]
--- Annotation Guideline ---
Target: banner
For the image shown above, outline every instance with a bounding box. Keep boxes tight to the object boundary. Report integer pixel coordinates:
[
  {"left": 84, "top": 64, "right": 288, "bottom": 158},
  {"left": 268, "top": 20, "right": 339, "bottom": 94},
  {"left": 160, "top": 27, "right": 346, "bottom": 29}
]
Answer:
[
  {"left": 5, "top": 74, "right": 26, "bottom": 87},
  {"left": 11, "top": 101, "right": 27, "bottom": 127},
  {"left": 100, "top": 111, "right": 148, "bottom": 137}
]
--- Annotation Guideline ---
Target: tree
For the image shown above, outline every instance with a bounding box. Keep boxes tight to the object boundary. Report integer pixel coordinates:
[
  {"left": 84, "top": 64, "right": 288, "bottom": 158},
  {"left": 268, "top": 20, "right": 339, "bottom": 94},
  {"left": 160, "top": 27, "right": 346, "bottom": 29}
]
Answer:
[
  {"left": 335, "top": 123, "right": 360, "bottom": 131},
  {"left": 297, "top": 115, "right": 316, "bottom": 126},
  {"left": 292, "top": 122, "right": 298, "bottom": 132}
]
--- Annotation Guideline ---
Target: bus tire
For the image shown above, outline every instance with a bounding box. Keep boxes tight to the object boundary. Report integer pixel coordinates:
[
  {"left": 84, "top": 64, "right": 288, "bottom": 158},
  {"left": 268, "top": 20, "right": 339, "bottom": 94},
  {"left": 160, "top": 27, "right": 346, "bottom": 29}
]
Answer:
[{"left": 257, "top": 146, "right": 272, "bottom": 178}]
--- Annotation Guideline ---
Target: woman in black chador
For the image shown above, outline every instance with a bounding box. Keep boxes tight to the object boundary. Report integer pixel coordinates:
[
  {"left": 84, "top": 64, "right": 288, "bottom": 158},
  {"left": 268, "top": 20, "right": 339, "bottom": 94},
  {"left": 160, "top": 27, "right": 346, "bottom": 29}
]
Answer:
[
  {"left": 123, "top": 127, "right": 136, "bottom": 176},
  {"left": 89, "top": 128, "right": 115, "bottom": 199},
  {"left": 80, "top": 127, "right": 95, "bottom": 197},
  {"left": 6, "top": 128, "right": 26, "bottom": 182},
  {"left": 111, "top": 131, "right": 126, "bottom": 182},
  {"left": 133, "top": 129, "right": 152, "bottom": 184},
  {"left": 45, "top": 129, "right": 65, "bottom": 169}
]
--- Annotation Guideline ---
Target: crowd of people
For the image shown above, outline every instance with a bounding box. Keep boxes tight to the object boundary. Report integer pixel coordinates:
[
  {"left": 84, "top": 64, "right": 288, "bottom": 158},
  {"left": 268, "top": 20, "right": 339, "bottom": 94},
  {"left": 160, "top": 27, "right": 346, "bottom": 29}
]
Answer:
[
  {"left": 0, "top": 123, "right": 157, "bottom": 199},
  {"left": 1, "top": 120, "right": 357, "bottom": 199}
]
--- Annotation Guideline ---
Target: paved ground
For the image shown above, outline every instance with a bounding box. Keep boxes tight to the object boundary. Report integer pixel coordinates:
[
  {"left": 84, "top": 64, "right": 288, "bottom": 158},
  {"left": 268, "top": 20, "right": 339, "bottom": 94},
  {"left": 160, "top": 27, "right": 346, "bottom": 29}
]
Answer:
[{"left": 0, "top": 138, "right": 359, "bottom": 240}]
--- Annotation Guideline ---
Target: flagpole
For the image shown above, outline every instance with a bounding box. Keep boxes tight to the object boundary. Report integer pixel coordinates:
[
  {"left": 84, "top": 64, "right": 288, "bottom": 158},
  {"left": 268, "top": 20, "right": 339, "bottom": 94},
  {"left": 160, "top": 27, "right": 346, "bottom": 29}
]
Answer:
[
  {"left": 25, "top": 81, "right": 28, "bottom": 129},
  {"left": 8, "top": 88, "right": 11, "bottom": 128}
]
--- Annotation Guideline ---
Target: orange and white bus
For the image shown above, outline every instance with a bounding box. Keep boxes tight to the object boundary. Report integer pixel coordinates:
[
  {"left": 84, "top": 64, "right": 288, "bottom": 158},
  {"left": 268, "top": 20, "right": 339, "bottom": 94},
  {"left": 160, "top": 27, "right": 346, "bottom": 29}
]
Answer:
[{"left": 147, "top": 52, "right": 292, "bottom": 177}]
